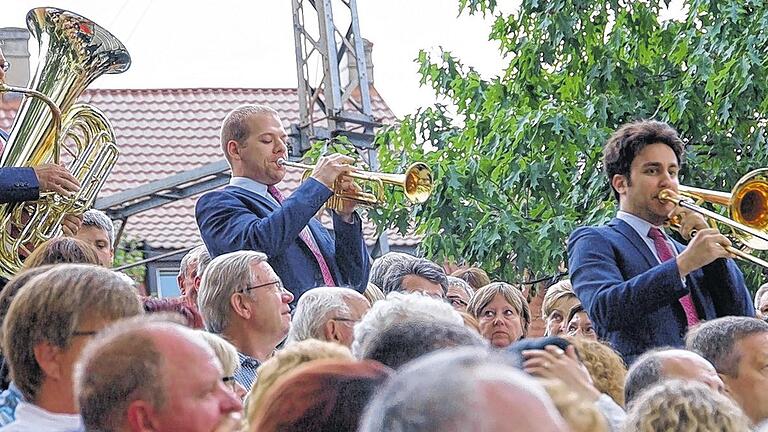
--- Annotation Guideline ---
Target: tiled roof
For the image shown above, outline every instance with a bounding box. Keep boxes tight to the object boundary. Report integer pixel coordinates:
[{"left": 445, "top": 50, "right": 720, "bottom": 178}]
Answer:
[{"left": 0, "top": 87, "right": 422, "bottom": 250}]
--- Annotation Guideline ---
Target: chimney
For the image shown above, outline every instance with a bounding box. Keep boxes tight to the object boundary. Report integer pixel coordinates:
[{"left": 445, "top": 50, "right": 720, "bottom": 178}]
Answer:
[
  {"left": 0, "top": 27, "right": 31, "bottom": 88},
  {"left": 347, "top": 37, "right": 374, "bottom": 86}
]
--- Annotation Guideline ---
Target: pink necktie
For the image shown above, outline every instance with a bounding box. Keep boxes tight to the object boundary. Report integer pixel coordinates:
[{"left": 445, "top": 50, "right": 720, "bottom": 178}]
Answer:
[
  {"left": 648, "top": 227, "right": 700, "bottom": 327},
  {"left": 267, "top": 185, "right": 336, "bottom": 286}
]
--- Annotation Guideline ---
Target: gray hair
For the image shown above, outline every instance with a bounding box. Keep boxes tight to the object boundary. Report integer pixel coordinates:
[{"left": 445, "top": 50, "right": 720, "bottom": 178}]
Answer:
[
  {"left": 82, "top": 209, "right": 115, "bottom": 247},
  {"left": 196, "top": 248, "right": 212, "bottom": 279},
  {"left": 358, "top": 347, "right": 565, "bottom": 432},
  {"left": 446, "top": 276, "right": 473, "bottom": 299},
  {"left": 381, "top": 257, "right": 448, "bottom": 295},
  {"left": 369, "top": 252, "right": 415, "bottom": 289},
  {"left": 178, "top": 245, "right": 207, "bottom": 280},
  {"left": 352, "top": 292, "right": 463, "bottom": 358},
  {"left": 755, "top": 283, "right": 768, "bottom": 310},
  {"left": 220, "top": 104, "right": 280, "bottom": 163},
  {"left": 686, "top": 316, "right": 768, "bottom": 377},
  {"left": 197, "top": 330, "right": 239, "bottom": 376},
  {"left": 3, "top": 264, "right": 143, "bottom": 402},
  {"left": 197, "top": 250, "right": 269, "bottom": 334},
  {"left": 285, "top": 287, "right": 363, "bottom": 344},
  {"left": 624, "top": 348, "right": 669, "bottom": 407},
  {"left": 361, "top": 320, "right": 486, "bottom": 369}
]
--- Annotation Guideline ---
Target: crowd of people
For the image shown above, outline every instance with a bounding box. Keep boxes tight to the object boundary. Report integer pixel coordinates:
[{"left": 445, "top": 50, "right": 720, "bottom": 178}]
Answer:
[{"left": 0, "top": 95, "right": 766, "bottom": 431}]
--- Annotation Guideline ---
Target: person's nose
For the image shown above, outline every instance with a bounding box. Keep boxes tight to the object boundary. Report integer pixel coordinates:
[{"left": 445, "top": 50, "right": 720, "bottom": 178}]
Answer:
[
  {"left": 282, "top": 290, "right": 294, "bottom": 304},
  {"left": 220, "top": 387, "right": 243, "bottom": 413}
]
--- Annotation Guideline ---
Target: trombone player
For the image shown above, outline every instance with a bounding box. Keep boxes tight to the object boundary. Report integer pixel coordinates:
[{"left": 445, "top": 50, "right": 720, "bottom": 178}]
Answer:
[
  {"left": 568, "top": 120, "right": 754, "bottom": 364},
  {"left": 196, "top": 105, "right": 370, "bottom": 302}
]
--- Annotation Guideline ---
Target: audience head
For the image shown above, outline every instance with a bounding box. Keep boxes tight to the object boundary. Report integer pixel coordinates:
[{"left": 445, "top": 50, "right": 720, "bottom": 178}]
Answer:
[
  {"left": 286, "top": 287, "right": 370, "bottom": 347},
  {"left": 541, "top": 379, "right": 609, "bottom": 432},
  {"left": 624, "top": 348, "right": 724, "bottom": 407},
  {"left": 177, "top": 245, "right": 206, "bottom": 299},
  {"left": 197, "top": 250, "right": 293, "bottom": 351},
  {"left": 245, "top": 339, "right": 353, "bottom": 422},
  {"left": 361, "top": 320, "right": 486, "bottom": 369},
  {"left": 564, "top": 305, "right": 596, "bottom": 340},
  {"left": 467, "top": 282, "right": 530, "bottom": 348},
  {"left": 249, "top": 359, "right": 391, "bottom": 432},
  {"left": 446, "top": 276, "right": 473, "bottom": 312},
  {"left": 541, "top": 279, "right": 580, "bottom": 337},
  {"left": 381, "top": 257, "right": 448, "bottom": 298},
  {"left": 3, "top": 264, "right": 142, "bottom": 412},
  {"left": 192, "top": 248, "right": 212, "bottom": 304},
  {"left": 76, "top": 318, "right": 242, "bottom": 432},
  {"left": 567, "top": 337, "right": 627, "bottom": 406},
  {"left": 450, "top": 266, "right": 491, "bottom": 291},
  {"left": 363, "top": 282, "right": 385, "bottom": 305},
  {"left": 20, "top": 236, "right": 100, "bottom": 271},
  {"left": 196, "top": 330, "right": 248, "bottom": 400},
  {"left": 686, "top": 316, "right": 768, "bottom": 425},
  {"left": 359, "top": 347, "right": 569, "bottom": 432},
  {"left": 622, "top": 380, "right": 750, "bottom": 432},
  {"left": 755, "top": 283, "right": 768, "bottom": 319},
  {"left": 602, "top": 120, "right": 684, "bottom": 201},
  {"left": 75, "top": 209, "right": 115, "bottom": 267},
  {"left": 352, "top": 292, "right": 463, "bottom": 358},
  {"left": 369, "top": 251, "right": 414, "bottom": 289},
  {"left": 142, "top": 296, "right": 204, "bottom": 329}
]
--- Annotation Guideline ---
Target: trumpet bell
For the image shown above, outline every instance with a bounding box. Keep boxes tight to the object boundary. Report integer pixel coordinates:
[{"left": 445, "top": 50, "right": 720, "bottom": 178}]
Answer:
[{"left": 403, "top": 162, "right": 432, "bottom": 204}]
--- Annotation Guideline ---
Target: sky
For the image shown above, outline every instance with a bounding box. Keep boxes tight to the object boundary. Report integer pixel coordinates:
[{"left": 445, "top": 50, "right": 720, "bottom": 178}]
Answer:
[{"left": 2, "top": 0, "right": 519, "bottom": 117}]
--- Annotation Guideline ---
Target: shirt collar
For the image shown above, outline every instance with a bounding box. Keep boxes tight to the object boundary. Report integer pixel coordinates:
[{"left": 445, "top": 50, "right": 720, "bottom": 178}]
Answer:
[
  {"left": 616, "top": 210, "right": 666, "bottom": 239},
  {"left": 229, "top": 177, "right": 268, "bottom": 197},
  {"left": 237, "top": 351, "right": 261, "bottom": 368}
]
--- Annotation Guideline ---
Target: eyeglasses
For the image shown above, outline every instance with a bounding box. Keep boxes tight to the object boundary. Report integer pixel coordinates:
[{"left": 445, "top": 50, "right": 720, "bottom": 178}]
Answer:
[
  {"left": 330, "top": 317, "right": 359, "bottom": 324},
  {"left": 0, "top": 61, "right": 9, "bottom": 73},
  {"left": 222, "top": 376, "right": 237, "bottom": 391},
  {"left": 448, "top": 296, "right": 468, "bottom": 308},
  {"left": 239, "top": 279, "right": 285, "bottom": 293}
]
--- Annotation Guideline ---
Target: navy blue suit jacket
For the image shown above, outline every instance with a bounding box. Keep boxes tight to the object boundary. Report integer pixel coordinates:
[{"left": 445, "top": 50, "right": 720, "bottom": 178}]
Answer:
[
  {"left": 568, "top": 218, "right": 754, "bottom": 364},
  {"left": 0, "top": 167, "right": 39, "bottom": 204},
  {"left": 195, "top": 177, "right": 371, "bottom": 301}
]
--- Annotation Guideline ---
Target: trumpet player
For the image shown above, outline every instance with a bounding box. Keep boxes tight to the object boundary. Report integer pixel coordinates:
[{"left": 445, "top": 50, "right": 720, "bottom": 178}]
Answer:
[
  {"left": 195, "top": 105, "right": 370, "bottom": 302},
  {"left": 568, "top": 120, "right": 754, "bottom": 364}
]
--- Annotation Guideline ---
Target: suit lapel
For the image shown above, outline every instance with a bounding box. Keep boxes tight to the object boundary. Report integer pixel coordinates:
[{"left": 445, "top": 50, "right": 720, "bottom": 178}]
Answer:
[
  {"left": 608, "top": 218, "right": 658, "bottom": 267},
  {"left": 225, "top": 185, "right": 279, "bottom": 211}
]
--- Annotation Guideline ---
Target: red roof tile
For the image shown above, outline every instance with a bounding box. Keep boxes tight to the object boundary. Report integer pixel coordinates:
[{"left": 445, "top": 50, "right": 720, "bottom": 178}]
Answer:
[{"left": 0, "top": 87, "right": 422, "bottom": 249}]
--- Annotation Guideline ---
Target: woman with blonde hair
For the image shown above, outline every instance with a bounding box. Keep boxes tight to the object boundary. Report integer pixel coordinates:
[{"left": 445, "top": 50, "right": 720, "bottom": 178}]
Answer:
[
  {"left": 244, "top": 339, "right": 353, "bottom": 425},
  {"left": 568, "top": 336, "right": 627, "bottom": 406},
  {"left": 196, "top": 331, "right": 247, "bottom": 400},
  {"left": 467, "top": 282, "right": 530, "bottom": 348},
  {"left": 622, "top": 380, "right": 750, "bottom": 432}
]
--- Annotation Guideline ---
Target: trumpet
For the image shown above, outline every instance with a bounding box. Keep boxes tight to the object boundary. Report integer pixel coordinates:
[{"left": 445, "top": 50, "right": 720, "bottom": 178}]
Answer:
[
  {"left": 277, "top": 158, "right": 432, "bottom": 211},
  {"left": 659, "top": 168, "right": 768, "bottom": 268}
]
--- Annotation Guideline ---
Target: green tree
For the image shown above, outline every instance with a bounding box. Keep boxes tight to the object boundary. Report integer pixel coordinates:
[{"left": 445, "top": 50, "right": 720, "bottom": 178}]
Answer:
[{"left": 368, "top": 0, "right": 768, "bottom": 290}]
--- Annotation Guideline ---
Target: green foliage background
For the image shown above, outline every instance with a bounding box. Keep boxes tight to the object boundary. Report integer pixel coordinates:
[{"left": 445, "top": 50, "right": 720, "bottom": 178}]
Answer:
[{"left": 366, "top": 0, "right": 768, "bottom": 290}]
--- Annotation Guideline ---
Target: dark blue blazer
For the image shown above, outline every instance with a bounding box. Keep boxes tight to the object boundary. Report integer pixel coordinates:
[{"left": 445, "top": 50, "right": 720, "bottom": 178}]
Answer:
[
  {"left": 0, "top": 167, "right": 39, "bottom": 204},
  {"left": 195, "top": 177, "right": 371, "bottom": 301},
  {"left": 568, "top": 218, "right": 754, "bottom": 364}
]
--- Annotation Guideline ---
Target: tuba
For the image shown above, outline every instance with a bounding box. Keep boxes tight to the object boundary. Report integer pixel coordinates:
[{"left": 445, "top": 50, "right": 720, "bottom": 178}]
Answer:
[{"left": 0, "top": 8, "right": 131, "bottom": 279}]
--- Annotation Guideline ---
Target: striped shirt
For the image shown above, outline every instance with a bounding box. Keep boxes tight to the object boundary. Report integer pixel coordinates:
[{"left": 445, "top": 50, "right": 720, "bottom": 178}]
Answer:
[{"left": 233, "top": 352, "right": 260, "bottom": 391}]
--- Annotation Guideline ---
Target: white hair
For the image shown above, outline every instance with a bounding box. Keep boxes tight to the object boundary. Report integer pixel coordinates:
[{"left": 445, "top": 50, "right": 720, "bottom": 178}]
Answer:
[
  {"left": 178, "top": 245, "right": 207, "bottom": 279},
  {"left": 197, "top": 250, "right": 268, "bottom": 334},
  {"left": 285, "top": 287, "right": 365, "bottom": 344},
  {"left": 351, "top": 292, "right": 462, "bottom": 358},
  {"left": 82, "top": 209, "right": 115, "bottom": 246}
]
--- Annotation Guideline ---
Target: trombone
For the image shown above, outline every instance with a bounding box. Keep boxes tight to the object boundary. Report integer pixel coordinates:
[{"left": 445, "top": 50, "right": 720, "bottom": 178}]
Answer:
[
  {"left": 276, "top": 158, "right": 433, "bottom": 211},
  {"left": 658, "top": 168, "right": 768, "bottom": 268}
]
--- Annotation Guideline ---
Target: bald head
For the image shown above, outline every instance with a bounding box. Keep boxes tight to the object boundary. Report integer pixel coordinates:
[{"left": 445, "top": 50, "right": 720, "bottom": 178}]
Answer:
[{"left": 625, "top": 349, "right": 724, "bottom": 406}]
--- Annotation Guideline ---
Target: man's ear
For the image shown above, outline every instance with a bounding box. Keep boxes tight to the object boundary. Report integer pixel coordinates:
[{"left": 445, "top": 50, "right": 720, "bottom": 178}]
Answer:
[
  {"left": 177, "top": 275, "right": 187, "bottom": 296},
  {"left": 125, "top": 400, "right": 160, "bottom": 432},
  {"left": 323, "top": 320, "right": 340, "bottom": 342},
  {"left": 32, "top": 342, "right": 63, "bottom": 381},
  {"left": 230, "top": 293, "right": 252, "bottom": 320},
  {"left": 611, "top": 174, "right": 628, "bottom": 196},
  {"left": 226, "top": 140, "right": 242, "bottom": 162},
  {"left": 718, "top": 372, "right": 735, "bottom": 397}
]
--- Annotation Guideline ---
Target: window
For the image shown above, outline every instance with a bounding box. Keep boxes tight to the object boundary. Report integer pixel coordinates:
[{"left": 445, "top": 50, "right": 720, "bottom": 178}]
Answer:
[{"left": 156, "top": 269, "right": 181, "bottom": 298}]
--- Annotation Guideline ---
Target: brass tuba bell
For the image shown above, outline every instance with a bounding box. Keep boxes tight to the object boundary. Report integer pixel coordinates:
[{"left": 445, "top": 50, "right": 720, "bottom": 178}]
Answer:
[{"left": 0, "top": 8, "right": 131, "bottom": 279}]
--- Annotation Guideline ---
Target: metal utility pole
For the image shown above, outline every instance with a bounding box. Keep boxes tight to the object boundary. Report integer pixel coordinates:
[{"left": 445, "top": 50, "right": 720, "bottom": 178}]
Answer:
[{"left": 291, "top": 0, "right": 389, "bottom": 255}]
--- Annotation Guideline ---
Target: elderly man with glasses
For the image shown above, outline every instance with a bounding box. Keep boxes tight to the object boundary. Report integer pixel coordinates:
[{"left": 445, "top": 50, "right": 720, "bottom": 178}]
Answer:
[
  {"left": 197, "top": 250, "right": 293, "bottom": 391},
  {"left": 285, "top": 286, "right": 370, "bottom": 348}
]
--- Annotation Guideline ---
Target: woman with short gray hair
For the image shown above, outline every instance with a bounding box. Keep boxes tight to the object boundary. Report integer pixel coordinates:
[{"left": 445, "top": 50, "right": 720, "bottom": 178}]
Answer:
[{"left": 467, "top": 282, "right": 530, "bottom": 348}]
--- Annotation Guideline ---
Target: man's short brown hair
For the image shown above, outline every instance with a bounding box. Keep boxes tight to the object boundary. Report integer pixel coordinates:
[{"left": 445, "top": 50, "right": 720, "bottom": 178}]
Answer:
[
  {"left": 603, "top": 120, "right": 685, "bottom": 200},
  {"left": 2, "top": 264, "right": 142, "bottom": 401}
]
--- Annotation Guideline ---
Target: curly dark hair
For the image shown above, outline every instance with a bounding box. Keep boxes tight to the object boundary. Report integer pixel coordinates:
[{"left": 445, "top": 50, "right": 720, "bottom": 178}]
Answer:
[{"left": 603, "top": 120, "right": 685, "bottom": 200}]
